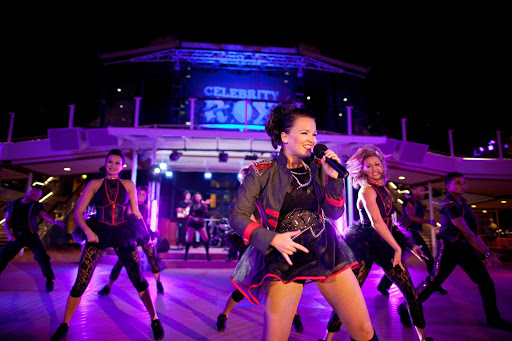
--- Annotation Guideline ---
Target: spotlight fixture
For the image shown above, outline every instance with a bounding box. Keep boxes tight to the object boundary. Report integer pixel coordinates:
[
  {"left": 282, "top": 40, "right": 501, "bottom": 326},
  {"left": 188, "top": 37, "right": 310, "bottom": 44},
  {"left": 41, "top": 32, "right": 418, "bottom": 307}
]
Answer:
[
  {"left": 244, "top": 154, "right": 258, "bottom": 161},
  {"left": 218, "top": 152, "right": 229, "bottom": 162},
  {"left": 204, "top": 171, "right": 212, "bottom": 180},
  {"left": 169, "top": 151, "right": 183, "bottom": 161}
]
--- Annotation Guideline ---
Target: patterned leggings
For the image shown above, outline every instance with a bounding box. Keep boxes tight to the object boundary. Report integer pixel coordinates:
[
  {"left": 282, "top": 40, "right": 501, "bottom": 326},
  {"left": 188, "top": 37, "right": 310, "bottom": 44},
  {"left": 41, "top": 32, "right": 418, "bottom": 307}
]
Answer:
[
  {"left": 70, "top": 243, "right": 149, "bottom": 297},
  {"left": 109, "top": 244, "right": 160, "bottom": 281},
  {"left": 327, "top": 259, "right": 425, "bottom": 332}
]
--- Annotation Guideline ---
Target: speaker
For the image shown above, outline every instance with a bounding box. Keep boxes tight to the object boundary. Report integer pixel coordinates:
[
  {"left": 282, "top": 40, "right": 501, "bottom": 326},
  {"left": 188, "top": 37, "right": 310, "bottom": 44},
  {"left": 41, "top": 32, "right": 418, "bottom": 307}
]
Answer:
[
  {"left": 375, "top": 138, "right": 398, "bottom": 156},
  {"left": 47, "top": 128, "right": 86, "bottom": 151},
  {"left": 395, "top": 141, "right": 429, "bottom": 164},
  {"left": 156, "top": 237, "right": 170, "bottom": 253},
  {"left": 86, "top": 128, "right": 120, "bottom": 148}
]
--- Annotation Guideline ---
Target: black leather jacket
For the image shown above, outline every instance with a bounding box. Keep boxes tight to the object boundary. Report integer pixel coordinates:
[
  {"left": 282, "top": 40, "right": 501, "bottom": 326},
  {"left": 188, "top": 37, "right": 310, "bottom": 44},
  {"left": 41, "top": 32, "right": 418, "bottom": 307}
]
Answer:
[{"left": 229, "top": 151, "right": 346, "bottom": 254}]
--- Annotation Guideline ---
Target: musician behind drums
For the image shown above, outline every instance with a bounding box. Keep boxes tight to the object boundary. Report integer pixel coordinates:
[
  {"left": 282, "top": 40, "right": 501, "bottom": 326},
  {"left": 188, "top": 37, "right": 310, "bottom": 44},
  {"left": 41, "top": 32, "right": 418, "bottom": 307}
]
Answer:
[{"left": 175, "top": 190, "right": 191, "bottom": 248}]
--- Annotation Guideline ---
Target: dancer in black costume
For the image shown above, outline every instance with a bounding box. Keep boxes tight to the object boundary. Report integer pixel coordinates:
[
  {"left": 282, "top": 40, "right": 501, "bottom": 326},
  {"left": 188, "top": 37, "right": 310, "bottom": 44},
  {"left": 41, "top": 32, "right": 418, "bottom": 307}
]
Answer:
[
  {"left": 229, "top": 104, "right": 377, "bottom": 341},
  {"left": 321, "top": 145, "right": 432, "bottom": 341},
  {"left": 0, "top": 186, "right": 65, "bottom": 292},
  {"left": 183, "top": 192, "right": 211, "bottom": 261},
  {"left": 398, "top": 172, "right": 512, "bottom": 332},
  {"left": 377, "top": 183, "right": 447, "bottom": 296},
  {"left": 97, "top": 185, "right": 165, "bottom": 295},
  {"left": 51, "top": 149, "right": 164, "bottom": 341}
]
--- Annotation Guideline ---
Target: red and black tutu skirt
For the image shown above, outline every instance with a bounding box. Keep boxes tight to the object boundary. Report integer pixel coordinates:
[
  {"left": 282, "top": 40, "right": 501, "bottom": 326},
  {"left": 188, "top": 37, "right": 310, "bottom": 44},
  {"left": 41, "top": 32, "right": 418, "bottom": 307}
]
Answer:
[
  {"left": 72, "top": 215, "right": 150, "bottom": 249},
  {"left": 342, "top": 221, "right": 414, "bottom": 271},
  {"left": 230, "top": 209, "right": 357, "bottom": 305}
]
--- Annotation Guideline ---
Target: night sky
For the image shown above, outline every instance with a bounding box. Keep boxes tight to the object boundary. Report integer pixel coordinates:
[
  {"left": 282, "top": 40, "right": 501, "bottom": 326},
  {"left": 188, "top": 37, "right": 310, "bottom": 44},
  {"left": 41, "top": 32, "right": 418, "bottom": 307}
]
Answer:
[{"left": 2, "top": 8, "right": 509, "bottom": 157}]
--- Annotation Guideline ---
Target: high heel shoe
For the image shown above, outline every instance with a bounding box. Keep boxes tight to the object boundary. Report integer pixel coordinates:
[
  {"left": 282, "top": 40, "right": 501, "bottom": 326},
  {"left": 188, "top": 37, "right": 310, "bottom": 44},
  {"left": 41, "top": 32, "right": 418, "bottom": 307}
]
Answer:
[
  {"left": 51, "top": 323, "right": 69, "bottom": 341},
  {"left": 151, "top": 319, "right": 164, "bottom": 340}
]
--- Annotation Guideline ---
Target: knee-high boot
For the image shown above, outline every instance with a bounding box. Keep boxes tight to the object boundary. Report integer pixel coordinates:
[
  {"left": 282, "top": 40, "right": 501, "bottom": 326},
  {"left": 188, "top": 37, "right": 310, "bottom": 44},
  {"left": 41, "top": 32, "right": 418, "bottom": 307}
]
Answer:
[
  {"left": 203, "top": 242, "right": 211, "bottom": 261},
  {"left": 183, "top": 242, "right": 191, "bottom": 261}
]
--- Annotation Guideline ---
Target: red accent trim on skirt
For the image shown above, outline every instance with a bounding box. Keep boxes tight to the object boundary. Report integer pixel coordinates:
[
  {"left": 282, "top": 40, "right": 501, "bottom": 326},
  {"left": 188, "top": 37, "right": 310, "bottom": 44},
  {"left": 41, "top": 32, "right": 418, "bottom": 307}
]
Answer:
[{"left": 230, "top": 261, "right": 358, "bottom": 305}]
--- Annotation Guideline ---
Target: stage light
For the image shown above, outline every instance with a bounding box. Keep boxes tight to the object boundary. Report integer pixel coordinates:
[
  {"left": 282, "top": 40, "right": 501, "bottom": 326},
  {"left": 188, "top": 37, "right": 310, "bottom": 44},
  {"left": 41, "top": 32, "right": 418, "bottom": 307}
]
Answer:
[
  {"left": 170, "top": 151, "right": 182, "bottom": 161},
  {"left": 150, "top": 164, "right": 161, "bottom": 174},
  {"left": 244, "top": 154, "right": 258, "bottom": 161},
  {"left": 159, "top": 162, "right": 168, "bottom": 171},
  {"left": 204, "top": 171, "right": 212, "bottom": 179},
  {"left": 164, "top": 171, "right": 173, "bottom": 178},
  {"left": 218, "top": 152, "right": 229, "bottom": 162}
]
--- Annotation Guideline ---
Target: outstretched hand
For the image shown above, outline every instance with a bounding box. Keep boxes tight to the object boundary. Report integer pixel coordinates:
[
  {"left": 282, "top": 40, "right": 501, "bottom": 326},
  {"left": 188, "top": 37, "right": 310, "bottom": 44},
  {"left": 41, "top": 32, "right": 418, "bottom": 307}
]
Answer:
[{"left": 271, "top": 231, "right": 309, "bottom": 266}]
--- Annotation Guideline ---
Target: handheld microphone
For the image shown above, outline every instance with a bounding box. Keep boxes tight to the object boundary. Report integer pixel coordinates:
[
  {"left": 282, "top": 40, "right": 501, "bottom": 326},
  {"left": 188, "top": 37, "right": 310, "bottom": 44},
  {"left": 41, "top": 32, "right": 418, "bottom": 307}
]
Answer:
[{"left": 313, "top": 144, "right": 349, "bottom": 179}]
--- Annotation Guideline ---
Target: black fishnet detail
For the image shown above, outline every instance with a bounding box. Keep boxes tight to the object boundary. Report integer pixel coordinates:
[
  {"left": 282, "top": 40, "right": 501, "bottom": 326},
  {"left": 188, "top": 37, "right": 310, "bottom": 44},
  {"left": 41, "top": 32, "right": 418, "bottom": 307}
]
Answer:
[
  {"left": 384, "top": 263, "right": 425, "bottom": 328},
  {"left": 141, "top": 244, "right": 160, "bottom": 273},
  {"left": 70, "top": 244, "right": 103, "bottom": 297},
  {"left": 326, "top": 259, "right": 425, "bottom": 331},
  {"left": 115, "top": 246, "right": 149, "bottom": 292}
]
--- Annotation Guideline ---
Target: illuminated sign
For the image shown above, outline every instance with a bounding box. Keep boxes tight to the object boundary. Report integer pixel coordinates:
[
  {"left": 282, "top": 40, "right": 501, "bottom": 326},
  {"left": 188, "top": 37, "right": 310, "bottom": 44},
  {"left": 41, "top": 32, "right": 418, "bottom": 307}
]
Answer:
[{"left": 183, "top": 69, "right": 296, "bottom": 129}]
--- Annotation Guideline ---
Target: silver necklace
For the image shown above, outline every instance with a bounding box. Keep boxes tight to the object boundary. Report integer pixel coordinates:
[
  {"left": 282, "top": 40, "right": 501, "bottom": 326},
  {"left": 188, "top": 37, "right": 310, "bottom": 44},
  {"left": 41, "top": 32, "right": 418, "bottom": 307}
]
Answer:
[{"left": 290, "top": 162, "right": 311, "bottom": 189}]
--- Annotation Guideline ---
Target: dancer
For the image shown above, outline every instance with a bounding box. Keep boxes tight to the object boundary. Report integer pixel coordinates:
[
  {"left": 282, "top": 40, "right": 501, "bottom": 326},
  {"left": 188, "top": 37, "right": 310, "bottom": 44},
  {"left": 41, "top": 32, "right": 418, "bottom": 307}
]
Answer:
[
  {"left": 398, "top": 172, "right": 512, "bottom": 331},
  {"left": 97, "top": 185, "right": 164, "bottom": 295},
  {"left": 51, "top": 149, "right": 164, "bottom": 341},
  {"left": 216, "top": 166, "right": 304, "bottom": 334},
  {"left": 229, "top": 104, "right": 376, "bottom": 341},
  {"left": 321, "top": 145, "right": 432, "bottom": 341},
  {"left": 0, "top": 186, "right": 65, "bottom": 292},
  {"left": 183, "top": 192, "right": 211, "bottom": 261},
  {"left": 377, "top": 183, "right": 447, "bottom": 296}
]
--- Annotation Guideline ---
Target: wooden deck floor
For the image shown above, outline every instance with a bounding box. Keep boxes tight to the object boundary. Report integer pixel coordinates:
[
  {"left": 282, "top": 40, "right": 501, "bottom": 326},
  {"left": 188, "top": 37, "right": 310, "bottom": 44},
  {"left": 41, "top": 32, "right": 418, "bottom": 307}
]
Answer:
[{"left": 1, "top": 246, "right": 511, "bottom": 341}]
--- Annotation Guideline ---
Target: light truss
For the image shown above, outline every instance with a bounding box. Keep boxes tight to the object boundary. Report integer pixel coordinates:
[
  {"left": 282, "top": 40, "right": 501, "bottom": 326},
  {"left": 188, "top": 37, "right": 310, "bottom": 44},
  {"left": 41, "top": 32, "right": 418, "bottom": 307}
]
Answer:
[{"left": 128, "top": 48, "right": 352, "bottom": 74}]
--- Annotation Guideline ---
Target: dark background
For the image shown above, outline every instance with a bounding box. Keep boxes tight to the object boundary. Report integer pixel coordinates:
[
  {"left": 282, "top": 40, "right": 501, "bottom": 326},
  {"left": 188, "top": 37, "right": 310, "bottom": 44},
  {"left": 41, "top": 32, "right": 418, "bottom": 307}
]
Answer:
[{"left": 2, "top": 7, "right": 509, "bottom": 156}]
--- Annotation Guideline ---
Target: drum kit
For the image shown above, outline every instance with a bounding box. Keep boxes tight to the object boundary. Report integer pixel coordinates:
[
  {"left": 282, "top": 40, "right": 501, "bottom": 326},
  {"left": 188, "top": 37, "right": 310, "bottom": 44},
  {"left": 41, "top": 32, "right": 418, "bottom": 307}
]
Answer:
[{"left": 206, "top": 217, "right": 232, "bottom": 248}]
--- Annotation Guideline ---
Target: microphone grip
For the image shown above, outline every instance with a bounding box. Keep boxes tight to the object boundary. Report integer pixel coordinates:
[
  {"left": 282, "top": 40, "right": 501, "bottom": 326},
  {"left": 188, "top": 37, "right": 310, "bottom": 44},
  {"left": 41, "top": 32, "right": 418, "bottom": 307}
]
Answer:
[{"left": 323, "top": 154, "right": 349, "bottom": 179}]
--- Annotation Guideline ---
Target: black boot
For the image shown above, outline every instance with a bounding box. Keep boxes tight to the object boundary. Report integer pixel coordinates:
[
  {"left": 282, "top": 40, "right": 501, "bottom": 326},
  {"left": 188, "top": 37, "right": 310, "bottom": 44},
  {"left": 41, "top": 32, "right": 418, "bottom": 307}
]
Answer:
[
  {"left": 151, "top": 319, "right": 164, "bottom": 340},
  {"left": 51, "top": 323, "right": 69, "bottom": 341},
  {"left": 293, "top": 314, "right": 304, "bottom": 333},
  {"left": 204, "top": 241, "right": 211, "bottom": 261},
  {"left": 184, "top": 242, "right": 191, "bottom": 261},
  {"left": 217, "top": 314, "right": 227, "bottom": 331},
  {"left": 397, "top": 302, "right": 412, "bottom": 328}
]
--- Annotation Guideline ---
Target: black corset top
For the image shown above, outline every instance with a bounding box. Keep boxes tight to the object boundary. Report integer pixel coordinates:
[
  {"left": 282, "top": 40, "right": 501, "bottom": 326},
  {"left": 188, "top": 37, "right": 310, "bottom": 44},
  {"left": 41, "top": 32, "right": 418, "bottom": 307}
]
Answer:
[{"left": 93, "top": 178, "right": 129, "bottom": 226}]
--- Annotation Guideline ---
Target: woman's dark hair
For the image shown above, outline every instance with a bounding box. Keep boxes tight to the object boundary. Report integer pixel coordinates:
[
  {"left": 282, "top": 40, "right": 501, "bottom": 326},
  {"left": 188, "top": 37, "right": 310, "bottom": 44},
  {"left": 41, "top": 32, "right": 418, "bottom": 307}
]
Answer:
[
  {"left": 264, "top": 103, "right": 315, "bottom": 150},
  {"left": 99, "top": 149, "right": 126, "bottom": 174}
]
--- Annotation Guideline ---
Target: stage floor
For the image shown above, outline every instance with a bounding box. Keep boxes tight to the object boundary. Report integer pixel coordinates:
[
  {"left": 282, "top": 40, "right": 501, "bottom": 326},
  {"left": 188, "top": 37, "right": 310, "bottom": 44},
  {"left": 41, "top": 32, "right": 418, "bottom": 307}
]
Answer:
[{"left": 1, "top": 247, "right": 511, "bottom": 341}]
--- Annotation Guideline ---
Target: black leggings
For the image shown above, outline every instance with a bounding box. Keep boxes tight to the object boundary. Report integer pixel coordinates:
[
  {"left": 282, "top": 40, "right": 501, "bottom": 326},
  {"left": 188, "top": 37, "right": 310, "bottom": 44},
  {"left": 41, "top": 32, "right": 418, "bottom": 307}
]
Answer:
[
  {"left": 327, "top": 259, "right": 425, "bottom": 332},
  {"left": 110, "top": 244, "right": 160, "bottom": 281},
  {"left": 0, "top": 234, "right": 55, "bottom": 280},
  {"left": 70, "top": 243, "right": 148, "bottom": 297}
]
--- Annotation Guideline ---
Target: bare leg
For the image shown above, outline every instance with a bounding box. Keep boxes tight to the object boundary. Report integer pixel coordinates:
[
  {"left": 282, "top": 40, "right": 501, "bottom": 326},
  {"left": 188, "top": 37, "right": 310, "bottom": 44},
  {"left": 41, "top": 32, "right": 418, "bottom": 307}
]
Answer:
[
  {"left": 139, "top": 290, "right": 158, "bottom": 321},
  {"left": 262, "top": 281, "right": 303, "bottom": 341},
  {"left": 62, "top": 295, "right": 81, "bottom": 324},
  {"left": 222, "top": 296, "right": 238, "bottom": 316},
  {"left": 316, "top": 269, "right": 374, "bottom": 341}
]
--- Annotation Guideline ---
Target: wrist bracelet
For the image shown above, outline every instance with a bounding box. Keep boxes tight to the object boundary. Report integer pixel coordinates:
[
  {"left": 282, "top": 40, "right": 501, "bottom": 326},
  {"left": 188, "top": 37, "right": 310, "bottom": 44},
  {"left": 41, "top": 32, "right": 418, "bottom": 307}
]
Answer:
[{"left": 482, "top": 251, "right": 490, "bottom": 260}]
